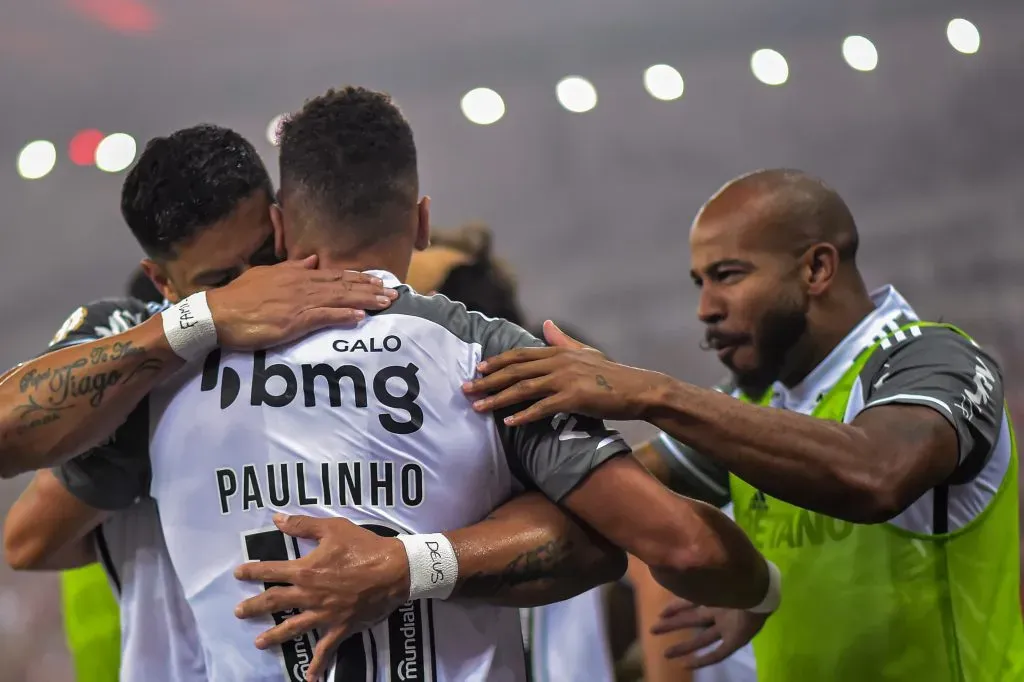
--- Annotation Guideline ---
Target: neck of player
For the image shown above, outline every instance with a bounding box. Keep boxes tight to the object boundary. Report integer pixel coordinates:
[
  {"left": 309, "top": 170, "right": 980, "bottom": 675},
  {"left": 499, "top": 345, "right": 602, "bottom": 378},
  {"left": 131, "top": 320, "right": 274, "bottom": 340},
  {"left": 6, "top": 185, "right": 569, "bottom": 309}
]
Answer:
[{"left": 307, "top": 243, "right": 414, "bottom": 285}]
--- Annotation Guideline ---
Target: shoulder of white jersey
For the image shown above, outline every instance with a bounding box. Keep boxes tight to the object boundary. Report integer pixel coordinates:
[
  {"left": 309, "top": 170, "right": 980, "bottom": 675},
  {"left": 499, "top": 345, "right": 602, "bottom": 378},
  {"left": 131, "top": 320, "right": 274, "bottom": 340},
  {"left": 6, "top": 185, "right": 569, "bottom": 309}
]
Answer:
[{"left": 372, "top": 286, "right": 543, "bottom": 357}]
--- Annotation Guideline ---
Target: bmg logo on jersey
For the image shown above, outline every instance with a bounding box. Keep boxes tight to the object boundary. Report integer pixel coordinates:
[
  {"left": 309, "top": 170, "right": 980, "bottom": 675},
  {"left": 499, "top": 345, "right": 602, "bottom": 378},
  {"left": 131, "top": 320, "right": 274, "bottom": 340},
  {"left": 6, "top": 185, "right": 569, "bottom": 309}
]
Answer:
[{"left": 200, "top": 349, "right": 424, "bottom": 434}]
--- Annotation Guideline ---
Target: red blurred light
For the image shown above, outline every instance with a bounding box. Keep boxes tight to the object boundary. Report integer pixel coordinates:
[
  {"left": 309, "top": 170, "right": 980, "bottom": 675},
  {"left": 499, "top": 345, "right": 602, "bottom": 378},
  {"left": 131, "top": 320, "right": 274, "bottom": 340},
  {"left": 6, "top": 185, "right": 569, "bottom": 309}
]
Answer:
[
  {"left": 69, "top": 0, "right": 158, "bottom": 34},
  {"left": 69, "top": 129, "right": 105, "bottom": 166}
]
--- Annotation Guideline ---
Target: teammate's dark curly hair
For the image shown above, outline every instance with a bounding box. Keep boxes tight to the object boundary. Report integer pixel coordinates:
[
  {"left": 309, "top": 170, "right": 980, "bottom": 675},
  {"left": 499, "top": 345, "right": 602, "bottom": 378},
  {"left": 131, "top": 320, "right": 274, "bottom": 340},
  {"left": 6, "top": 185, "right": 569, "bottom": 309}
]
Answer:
[
  {"left": 121, "top": 124, "right": 273, "bottom": 258},
  {"left": 277, "top": 86, "right": 418, "bottom": 242}
]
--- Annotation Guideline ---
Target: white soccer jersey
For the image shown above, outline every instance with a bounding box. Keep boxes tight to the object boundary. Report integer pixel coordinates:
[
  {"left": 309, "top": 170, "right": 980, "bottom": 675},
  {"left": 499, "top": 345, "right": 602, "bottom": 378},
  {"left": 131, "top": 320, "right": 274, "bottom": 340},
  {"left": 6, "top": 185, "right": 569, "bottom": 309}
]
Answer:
[
  {"left": 522, "top": 588, "right": 614, "bottom": 682},
  {"left": 145, "top": 270, "right": 629, "bottom": 682},
  {"left": 96, "top": 499, "right": 207, "bottom": 682}
]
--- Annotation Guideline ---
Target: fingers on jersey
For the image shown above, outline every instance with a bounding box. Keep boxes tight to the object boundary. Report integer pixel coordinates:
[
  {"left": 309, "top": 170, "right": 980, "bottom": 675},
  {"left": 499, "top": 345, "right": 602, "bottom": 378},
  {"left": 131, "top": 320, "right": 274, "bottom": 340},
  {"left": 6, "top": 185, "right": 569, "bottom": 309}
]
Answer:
[
  {"left": 272, "top": 512, "right": 332, "bottom": 540},
  {"left": 305, "top": 627, "right": 348, "bottom": 682},
  {"left": 467, "top": 354, "right": 572, "bottom": 419},
  {"left": 476, "top": 347, "right": 561, "bottom": 375},
  {"left": 234, "top": 584, "right": 314, "bottom": 621},
  {"left": 253, "top": 608, "right": 328, "bottom": 651},
  {"left": 206, "top": 263, "right": 398, "bottom": 350},
  {"left": 233, "top": 558, "right": 299, "bottom": 585}
]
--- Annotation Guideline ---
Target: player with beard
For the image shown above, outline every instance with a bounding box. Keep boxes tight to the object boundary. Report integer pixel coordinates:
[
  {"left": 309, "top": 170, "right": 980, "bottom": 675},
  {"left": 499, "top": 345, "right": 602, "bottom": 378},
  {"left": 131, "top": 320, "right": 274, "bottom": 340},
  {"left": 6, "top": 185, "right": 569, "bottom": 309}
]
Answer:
[
  {"left": 2, "top": 125, "right": 626, "bottom": 681},
  {"left": 466, "top": 168, "right": 1024, "bottom": 682}
]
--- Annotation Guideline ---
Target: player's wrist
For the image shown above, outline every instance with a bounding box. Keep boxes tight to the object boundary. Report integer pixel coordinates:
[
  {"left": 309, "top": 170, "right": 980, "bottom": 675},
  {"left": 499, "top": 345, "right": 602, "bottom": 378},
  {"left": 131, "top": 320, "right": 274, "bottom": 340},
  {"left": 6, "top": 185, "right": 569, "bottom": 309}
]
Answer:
[
  {"left": 160, "top": 292, "right": 218, "bottom": 362},
  {"left": 748, "top": 559, "right": 782, "bottom": 614},
  {"left": 636, "top": 371, "right": 680, "bottom": 421},
  {"left": 396, "top": 533, "right": 459, "bottom": 601}
]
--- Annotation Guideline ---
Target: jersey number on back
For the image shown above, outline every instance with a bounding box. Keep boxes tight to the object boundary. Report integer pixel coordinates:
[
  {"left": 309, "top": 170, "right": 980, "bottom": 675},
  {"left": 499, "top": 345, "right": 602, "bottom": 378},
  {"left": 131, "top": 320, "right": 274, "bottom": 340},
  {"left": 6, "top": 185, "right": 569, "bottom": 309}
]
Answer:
[{"left": 242, "top": 524, "right": 438, "bottom": 682}]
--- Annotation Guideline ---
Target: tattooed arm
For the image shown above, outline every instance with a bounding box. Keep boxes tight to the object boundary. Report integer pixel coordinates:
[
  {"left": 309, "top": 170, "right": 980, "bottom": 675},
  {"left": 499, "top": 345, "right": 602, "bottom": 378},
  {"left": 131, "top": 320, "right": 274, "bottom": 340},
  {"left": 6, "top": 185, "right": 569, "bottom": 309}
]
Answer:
[
  {"left": 0, "top": 300, "right": 180, "bottom": 478},
  {"left": 0, "top": 265, "right": 396, "bottom": 478},
  {"left": 231, "top": 491, "right": 627, "bottom": 675},
  {"left": 448, "top": 491, "right": 626, "bottom": 606}
]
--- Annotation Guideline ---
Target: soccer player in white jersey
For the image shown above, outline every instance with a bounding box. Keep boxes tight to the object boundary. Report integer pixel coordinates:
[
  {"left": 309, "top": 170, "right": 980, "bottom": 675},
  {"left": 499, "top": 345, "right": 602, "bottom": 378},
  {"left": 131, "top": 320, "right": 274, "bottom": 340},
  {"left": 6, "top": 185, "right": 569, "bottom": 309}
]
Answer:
[
  {"left": 3, "top": 125, "right": 633, "bottom": 681},
  {"left": 101, "top": 87, "right": 771, "bottom": 682}
]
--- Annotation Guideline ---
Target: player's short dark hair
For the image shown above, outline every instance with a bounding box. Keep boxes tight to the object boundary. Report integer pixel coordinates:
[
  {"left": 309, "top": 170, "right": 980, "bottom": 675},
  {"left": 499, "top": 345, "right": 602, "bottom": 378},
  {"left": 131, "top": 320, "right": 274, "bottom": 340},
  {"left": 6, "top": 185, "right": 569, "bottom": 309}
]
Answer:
[
  {"left": 278, "top": 86, "right": 418, "bottom": 241},
  {"left": 121, "top": 124, "right": 273, "bottom": 259}
]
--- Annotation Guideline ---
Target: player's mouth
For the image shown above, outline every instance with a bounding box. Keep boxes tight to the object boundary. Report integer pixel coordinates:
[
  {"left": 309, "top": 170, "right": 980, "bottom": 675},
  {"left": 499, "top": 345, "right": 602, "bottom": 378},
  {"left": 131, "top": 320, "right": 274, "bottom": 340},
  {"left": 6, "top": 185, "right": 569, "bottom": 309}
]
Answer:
[
  {"left": 716, "top": 342, "right": 744, "bottom": 362},
  {"left": 704, "top": 332, "right": 751, "bottom": 363}
]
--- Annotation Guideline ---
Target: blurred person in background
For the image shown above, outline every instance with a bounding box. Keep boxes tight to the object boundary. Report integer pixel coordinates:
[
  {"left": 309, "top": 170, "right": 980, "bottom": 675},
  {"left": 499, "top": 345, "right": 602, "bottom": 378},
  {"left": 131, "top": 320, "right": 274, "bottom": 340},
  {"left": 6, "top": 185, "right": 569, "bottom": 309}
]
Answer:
[
  {"left": 466, "top": 168, "right": 1024, "bottom": 682},
  {"left": 53, "top": 267, "right": 168, "bottom": 682},
  {"left": 406, "top": 221, "right": 617, "bottom": 682}
]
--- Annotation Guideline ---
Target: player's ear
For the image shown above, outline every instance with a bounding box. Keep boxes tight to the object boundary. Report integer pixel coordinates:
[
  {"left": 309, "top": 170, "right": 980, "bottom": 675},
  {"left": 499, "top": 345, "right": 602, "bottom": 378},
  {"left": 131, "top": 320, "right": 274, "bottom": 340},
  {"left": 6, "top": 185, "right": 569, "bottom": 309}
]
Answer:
[
  {"left": 414, "top": 196, "right": 431, "bottom": 251},
  {"left": 140, "top": 259, "right": 178, "bottom": 304},
  {"left": 270, "top": 203, "right": 286, "bottom": 259},
  {"left": 802, "top": 243, "right": 840, "bottom": 296}
]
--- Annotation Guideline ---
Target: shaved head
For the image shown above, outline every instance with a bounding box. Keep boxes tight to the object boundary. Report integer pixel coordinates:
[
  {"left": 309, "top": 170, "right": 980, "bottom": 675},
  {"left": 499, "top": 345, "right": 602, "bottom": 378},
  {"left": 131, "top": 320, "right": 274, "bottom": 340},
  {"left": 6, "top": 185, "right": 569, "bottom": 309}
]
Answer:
[
  {"left": 696, "top": 168, "right": 859, "bottom": 262},
  {"left": 689, "top": 169, "right": 869, "bottom": 390}
]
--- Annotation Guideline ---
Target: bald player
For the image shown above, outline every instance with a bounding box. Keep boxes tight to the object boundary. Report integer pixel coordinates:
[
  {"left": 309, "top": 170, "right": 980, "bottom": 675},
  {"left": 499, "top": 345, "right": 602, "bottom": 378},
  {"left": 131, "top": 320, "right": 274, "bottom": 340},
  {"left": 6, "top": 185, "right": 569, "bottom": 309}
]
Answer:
[{"left": 467, "top": 169, "right": 1024, "bottom": 681}]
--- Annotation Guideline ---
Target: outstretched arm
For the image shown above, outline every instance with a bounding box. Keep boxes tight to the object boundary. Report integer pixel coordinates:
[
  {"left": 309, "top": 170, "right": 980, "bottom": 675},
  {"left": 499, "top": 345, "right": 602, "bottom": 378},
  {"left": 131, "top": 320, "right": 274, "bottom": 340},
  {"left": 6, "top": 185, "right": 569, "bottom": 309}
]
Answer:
[
  {"left": 467, "top": 322, "right": 995, "bottom": 524},
  {"left": 0, "top": 264, "right": 392, "bottom": 478}
]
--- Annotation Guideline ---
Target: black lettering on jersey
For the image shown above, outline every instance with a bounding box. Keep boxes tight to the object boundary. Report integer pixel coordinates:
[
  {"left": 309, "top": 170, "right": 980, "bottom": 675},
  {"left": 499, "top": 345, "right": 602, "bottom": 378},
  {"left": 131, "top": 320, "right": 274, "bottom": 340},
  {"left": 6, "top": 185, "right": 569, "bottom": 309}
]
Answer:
[
  {"left": 216, "top": 461, "right": 426, "bottom": 515},
  {"left": 338, "top": 462, "right": 361, "bottom": 505},
  {"left": 332, "top": 336, "right": 402, "bottom": 353},
  {"left": 301, "top": 363, "right": 366, "bottom": 408},
  {"left": 296, "top": 462, "right": 317, "bottom": 506},
  {"left": 321, "top": 462, "right": 333, "bottom": 506},
  {"left": 401, "top": 464, "right": 424, "bottom": 507},
  {"left": 374, "top": 364, "right": 423, "bottom": 435},
  {"left": 216, "top": 468, "right": 237, "bottom": 515},
  {"left": 201, "top": 351, "right": 423, "bottom": 434},
  {"left": 202, "top": 349, "right": 240, "bottom": 410},
  {"left": 268, "top": 463, "right": 290, "bottom": 506},
  {"left": 370, "top": 462, "right": 395, "bottom": 506},
  {"left": 243, "top": 466, "right": 265, "bottom": 511},
  {"left": 252, "top": 353, "right": 298, "bottom": 408}
]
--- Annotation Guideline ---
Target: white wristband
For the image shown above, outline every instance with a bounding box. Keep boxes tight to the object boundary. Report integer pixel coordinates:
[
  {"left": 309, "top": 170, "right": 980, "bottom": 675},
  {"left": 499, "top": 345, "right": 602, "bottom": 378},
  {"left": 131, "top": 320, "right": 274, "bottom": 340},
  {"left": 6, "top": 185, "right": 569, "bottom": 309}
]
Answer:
[
  {"left": 396, "top": 533, "right": 459, "bottom": 601},
  {"left": 161, "top": 292, "right": 218, "bottom": 362},
  {"left": 748, "top": 559, "right": 782, "bottom": 614}
]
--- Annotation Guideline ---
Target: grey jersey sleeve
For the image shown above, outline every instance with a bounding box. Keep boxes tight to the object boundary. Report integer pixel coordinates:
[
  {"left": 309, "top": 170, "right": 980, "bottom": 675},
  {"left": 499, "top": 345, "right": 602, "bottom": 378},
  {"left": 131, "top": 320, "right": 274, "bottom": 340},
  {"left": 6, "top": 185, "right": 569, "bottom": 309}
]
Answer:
[
  {"left": 40, "top": 297, "right": 155, "bottom": 509},
  {"left": 858, "top": 327, "right": 1004, "bottom": 480},
  {"left": 482, "top": 322, "right": 632, "bottom": 501},
  {"left": 647, "top": 376, "right": 735, "bottom": 506}
]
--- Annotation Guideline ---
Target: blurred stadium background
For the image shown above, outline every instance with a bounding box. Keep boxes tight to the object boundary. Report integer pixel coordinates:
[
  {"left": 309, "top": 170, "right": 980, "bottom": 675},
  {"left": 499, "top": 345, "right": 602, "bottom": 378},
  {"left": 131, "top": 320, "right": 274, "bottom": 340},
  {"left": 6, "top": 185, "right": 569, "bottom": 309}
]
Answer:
[{"left": 1, "top": 0, "right": 1022, "bottom": 679}]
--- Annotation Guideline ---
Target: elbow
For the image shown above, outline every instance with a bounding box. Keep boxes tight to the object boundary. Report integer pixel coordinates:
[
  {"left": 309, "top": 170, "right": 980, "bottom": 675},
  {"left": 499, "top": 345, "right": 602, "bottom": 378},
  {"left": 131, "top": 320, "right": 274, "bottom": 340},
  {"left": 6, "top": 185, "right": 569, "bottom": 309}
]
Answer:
[
  {"left": 833, "top": 469, "right": 907, "bottom": 524},
  {"left": 644, "top": 539, "right": 728, "bottom": 581},
  {"left": 2, "top": 528, "right": 46, "bottom": 571}
]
